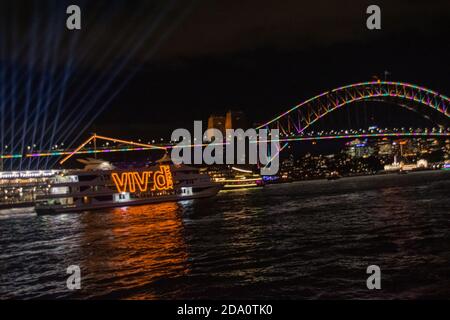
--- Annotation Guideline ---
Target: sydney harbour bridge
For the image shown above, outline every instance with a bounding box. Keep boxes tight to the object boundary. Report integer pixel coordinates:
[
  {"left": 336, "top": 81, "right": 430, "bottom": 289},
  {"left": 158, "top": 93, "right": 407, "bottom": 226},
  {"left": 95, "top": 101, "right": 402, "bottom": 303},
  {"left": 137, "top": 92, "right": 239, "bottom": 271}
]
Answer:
[{"left": 1, "top": 80, "right": 449, "bottom": 170}]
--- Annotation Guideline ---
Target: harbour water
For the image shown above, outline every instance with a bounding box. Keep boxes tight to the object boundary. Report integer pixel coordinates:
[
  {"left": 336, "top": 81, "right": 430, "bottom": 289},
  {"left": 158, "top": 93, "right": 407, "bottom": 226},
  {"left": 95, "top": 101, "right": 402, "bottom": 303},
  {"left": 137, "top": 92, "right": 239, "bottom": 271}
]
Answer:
[{"left": 1, "top": 170, "right": 450, "bottom": 299}]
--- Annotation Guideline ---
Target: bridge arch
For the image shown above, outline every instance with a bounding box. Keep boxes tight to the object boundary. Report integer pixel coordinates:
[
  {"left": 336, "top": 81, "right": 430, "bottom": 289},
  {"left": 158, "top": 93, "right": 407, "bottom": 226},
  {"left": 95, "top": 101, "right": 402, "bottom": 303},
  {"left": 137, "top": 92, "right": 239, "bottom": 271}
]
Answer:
[{"left": 257, "top": 81, "right": 450, "bottom": 136}]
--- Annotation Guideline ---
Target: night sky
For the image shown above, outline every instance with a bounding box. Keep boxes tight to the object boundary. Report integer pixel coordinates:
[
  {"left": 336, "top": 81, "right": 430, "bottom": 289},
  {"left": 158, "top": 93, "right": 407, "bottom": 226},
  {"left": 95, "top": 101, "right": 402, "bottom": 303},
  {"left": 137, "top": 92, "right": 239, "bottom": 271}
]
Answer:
[
  {"left": 103, "top": 0, "right": 450, "bottom": 137},
  {"left": 1, "top": 0, "right": 450, "bottom": 151}
]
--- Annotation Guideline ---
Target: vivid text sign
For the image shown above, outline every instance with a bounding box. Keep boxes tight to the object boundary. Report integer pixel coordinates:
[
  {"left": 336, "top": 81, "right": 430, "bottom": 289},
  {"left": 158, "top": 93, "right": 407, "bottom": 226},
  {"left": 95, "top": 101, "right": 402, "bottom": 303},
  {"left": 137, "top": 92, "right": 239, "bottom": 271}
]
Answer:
[{"left": 111, "top": 165, "right": 173, "bottom": 193}]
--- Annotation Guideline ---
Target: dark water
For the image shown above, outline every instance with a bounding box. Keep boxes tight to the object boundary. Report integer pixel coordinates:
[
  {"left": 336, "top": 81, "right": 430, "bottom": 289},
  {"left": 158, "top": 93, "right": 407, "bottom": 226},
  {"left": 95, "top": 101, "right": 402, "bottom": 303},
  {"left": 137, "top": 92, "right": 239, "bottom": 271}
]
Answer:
[{"left": 1, "top": 170, "right": 450, "bottom": 299}]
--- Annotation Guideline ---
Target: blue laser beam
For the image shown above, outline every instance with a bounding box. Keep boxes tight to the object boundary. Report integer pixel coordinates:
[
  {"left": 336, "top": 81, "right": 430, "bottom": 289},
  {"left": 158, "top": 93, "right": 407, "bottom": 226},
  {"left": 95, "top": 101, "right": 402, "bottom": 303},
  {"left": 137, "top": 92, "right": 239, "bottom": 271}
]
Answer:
[
  {"left": 39, "top": 1, "right": 158, "bottom": 152},
  {"left": 54, "top": 2, "right": 176, "bottom": 137},
  {"left": 53, "top": 0, "right": 193, "bottom": 166}
]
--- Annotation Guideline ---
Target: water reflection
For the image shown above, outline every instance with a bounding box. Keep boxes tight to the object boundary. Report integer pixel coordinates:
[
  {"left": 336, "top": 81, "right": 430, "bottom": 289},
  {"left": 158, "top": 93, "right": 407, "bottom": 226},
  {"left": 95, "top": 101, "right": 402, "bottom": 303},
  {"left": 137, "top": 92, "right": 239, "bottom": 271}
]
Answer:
[{"left": 77, "top": 202, "right": 189, "bottom": 299}]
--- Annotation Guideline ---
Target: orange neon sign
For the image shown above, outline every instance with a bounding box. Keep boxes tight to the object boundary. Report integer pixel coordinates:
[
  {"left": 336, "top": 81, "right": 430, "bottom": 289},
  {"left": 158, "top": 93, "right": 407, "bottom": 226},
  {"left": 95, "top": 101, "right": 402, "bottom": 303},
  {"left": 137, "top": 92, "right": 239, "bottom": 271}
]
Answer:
[{"left": 111, "top": 165, "right": 173, "bottom": 193}]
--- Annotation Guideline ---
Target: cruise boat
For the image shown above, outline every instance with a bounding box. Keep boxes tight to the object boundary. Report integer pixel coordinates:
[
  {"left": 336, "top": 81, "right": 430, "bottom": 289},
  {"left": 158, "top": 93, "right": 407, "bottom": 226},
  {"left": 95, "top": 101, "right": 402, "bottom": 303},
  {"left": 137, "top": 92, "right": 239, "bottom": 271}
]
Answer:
[
  {"left": 210, "top": 166, "right": 264, "bottom": 190},
  {"left": 35, "top": 159, "right": 221, "bottom": 215}
]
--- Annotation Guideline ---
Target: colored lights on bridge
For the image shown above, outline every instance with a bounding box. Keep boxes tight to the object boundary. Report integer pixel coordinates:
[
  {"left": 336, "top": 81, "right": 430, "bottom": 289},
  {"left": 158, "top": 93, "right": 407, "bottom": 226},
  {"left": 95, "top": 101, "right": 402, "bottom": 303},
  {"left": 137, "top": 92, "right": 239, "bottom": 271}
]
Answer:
[
  {"left": 0, "top": 154, "right": 23, "bottom": 159},
  {"left": 257, "top": 81, "right": 450, "bottom": 131},
  {"left": 0, "top": 131, "right": 449, "bottom": 161}
]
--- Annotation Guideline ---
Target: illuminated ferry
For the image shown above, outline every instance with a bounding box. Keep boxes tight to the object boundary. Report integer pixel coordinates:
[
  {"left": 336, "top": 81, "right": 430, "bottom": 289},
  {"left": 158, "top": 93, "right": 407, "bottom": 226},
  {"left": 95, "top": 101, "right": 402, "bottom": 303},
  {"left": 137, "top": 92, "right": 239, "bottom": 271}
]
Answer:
[
  {"left": 0, "top": 170, "right": 60, "bottom": 210},
  {"left": 211, "top": 166, "right": 264, "bottom": 190},
  {"left": 34, "top": 158, "right": 221, "bottom": 215}
]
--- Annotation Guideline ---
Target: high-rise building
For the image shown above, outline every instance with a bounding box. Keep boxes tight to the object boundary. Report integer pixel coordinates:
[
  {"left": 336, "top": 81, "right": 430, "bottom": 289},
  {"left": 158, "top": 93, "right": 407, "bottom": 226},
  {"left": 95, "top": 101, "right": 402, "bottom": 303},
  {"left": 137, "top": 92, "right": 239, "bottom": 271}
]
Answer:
[
  {"left": 207, "top": 115, "right": 226, "bottom": 141},
  {"left": 345, "top": 139, "right": 374, "bottom": 158}
]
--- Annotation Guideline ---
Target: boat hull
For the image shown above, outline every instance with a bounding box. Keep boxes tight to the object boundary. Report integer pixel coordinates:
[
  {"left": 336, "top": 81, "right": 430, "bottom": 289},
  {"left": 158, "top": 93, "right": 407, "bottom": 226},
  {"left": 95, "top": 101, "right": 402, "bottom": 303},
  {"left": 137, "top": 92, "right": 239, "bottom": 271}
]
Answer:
[{"left": 35, "top": 185, "right": 221, "bottom": 215}]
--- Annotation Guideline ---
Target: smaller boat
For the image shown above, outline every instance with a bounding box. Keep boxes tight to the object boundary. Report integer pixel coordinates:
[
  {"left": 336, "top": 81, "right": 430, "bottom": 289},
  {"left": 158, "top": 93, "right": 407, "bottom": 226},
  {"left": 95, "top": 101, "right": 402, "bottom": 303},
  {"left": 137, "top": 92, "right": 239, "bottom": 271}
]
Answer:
[
  {"left": 327, "top": 171, "right": 342, "bottom": 180},
  {"left": 213, "top": 166, "right": 264, "bottom": 190}
]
